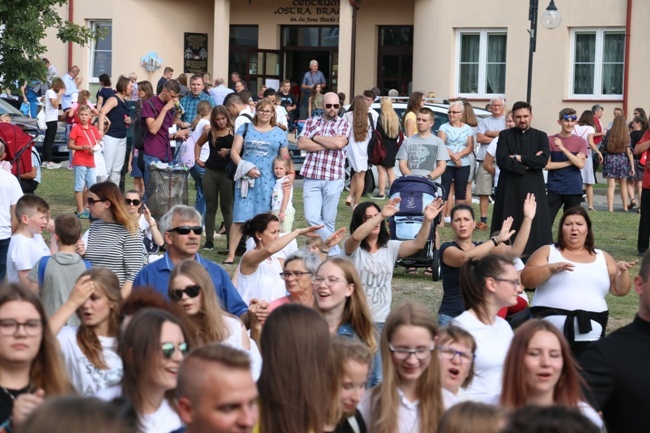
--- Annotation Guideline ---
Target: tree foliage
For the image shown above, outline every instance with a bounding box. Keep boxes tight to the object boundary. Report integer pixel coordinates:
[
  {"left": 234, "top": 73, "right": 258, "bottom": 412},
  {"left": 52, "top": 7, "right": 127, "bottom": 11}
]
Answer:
[{"left": 0, "top": 0, "right": 101, "bottom": 89}]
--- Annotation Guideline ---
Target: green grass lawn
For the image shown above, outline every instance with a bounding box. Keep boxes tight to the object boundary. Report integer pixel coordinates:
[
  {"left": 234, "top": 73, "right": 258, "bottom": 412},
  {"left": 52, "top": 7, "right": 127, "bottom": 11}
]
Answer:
[{"left": 37, "top": 168, "right": 641, "bottom": 332}]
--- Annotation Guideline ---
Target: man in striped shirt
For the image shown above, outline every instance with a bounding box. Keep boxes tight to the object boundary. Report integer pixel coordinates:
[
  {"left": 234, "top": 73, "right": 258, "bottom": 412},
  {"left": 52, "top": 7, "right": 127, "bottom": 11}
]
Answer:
[{"left": 297, "top": 92, "right": 350, "bottom": 256}]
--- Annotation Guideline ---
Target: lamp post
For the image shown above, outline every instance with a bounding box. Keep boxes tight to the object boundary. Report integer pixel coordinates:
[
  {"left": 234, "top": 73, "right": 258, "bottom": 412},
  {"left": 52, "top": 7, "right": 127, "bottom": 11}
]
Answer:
[{"left": 527, "top": 0, "right": 562, "bottom": 103}]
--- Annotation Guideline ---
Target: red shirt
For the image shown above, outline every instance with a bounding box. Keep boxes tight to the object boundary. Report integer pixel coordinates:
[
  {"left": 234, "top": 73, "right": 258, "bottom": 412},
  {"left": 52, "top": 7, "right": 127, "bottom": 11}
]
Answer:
[
  {"left": 69, "top": 124, "right": 99, "bottom": 167},
  {"left": 638, "top": 130, "right": 650, "bottom": 189}
]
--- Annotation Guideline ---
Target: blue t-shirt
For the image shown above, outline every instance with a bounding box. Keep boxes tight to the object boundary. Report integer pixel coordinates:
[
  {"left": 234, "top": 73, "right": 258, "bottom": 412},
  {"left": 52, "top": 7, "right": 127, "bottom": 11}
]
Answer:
[
  {"left": 439, "top": 123, "right": 473, "bottom": 167},
  {"left": 547, "top": 134, "right": 588, "bottom": 195}
]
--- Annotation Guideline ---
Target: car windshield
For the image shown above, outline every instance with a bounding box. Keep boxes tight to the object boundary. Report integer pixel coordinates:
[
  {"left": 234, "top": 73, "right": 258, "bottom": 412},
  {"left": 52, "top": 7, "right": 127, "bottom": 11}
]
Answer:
[{"left": 0, "top": 99, "right": 24, "bottom": 116}]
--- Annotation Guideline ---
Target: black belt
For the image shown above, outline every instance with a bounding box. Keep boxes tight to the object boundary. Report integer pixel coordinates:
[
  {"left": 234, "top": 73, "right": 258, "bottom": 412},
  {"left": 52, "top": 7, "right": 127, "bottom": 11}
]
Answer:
[{"left": 530, "top": 306, "right": 608, "bottom": 342}]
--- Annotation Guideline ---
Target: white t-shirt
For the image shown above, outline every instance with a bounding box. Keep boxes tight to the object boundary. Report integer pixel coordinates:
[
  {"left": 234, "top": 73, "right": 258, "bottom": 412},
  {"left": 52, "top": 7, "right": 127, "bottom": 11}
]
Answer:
[
  {"left": 486, "top": 137, "right": 501, "bottom": 187},
  {"left": 343, "top": 240, "right": 401, "bottom": 323},
  {"left": 222, "top": 315, "right": 262, "bottom": 381},
  {"left": 359, "top": 387, "right": 419, "bottom": 433},
  {"left": 453, "top": 311, "right": 513, "bottom": 402},
  {"left": 57, "top": 326, "right": 123, "bottom": 396},
  {"left": 44, "top": 89, "right": 59, "bottom": 122},
  {"left": 275, "top": 105, "right": 288, "bottom": 129},
  {"left": 6, "top": 233, "right": 50, "bottom": 283},
  {"left": 476, "top": 115, "right": 506, "bottom": 160},
  {"left": 236, "top": 253, "right": 285, "bottom": 304},
  {"left": 271, "top": 176, "right": 294, "bottom": 214},
  {"left": 0, "top": 170, "right": 23, "bottom": 239}
]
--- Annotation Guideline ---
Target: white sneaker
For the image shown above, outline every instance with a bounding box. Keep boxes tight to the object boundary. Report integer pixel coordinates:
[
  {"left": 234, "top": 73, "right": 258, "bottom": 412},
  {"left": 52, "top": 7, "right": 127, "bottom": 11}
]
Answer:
[
  {"left": 41, "top": 162, "right": 48, "bottom": 168},
  {"left": 46, "top": 162, "right": 61, "bottom": 169},
  {"left": 444, "top": 216, "right": 451, "bottom": 224}
]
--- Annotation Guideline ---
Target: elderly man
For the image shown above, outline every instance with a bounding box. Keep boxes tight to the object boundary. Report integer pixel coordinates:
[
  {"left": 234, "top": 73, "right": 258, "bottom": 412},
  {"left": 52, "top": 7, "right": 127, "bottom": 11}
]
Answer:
[
  {"left": 179, "top": 74, "right": 216, "bottom": 125},
  {"left": 475, "top": 97, "right": 506, "bottom": 230},
  {"left": 61, "top": 65, "right": 79, "bottom": 111},
  {"left": 132, "top": 205, "right": 247, "bottom": 318},
  {"left": 298, "top": 92, "right": 350, "bottom": 255},
  {"left": 175, "top": 344, "right": 258, "bottom": 433},
  {"left": 300, "top": 60, "right": 327, "bottom": 118},
  {"left": 209, "top": 78, "right": 234, "bottom": 106}
]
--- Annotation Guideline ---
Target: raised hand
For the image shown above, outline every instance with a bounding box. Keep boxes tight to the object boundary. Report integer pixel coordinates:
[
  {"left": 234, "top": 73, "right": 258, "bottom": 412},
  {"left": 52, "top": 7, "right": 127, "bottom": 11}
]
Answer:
[
  {"left": 299, "top": 225, "right": 324, "bottom": 237},
  {"left": 325, "top": 227, "right": 347, "bottom": 248},
  {"left": 497, "top": 216, "right": 516, "bottom": 243},
  {"left": 522, "top": 193, "right": 537, "bottom": 219},
  {"left": 423, "top": 198, "right": 444, "bottom": 222},
  {"left": 380, "top": 197, "right": 401, "bottom": 218}
]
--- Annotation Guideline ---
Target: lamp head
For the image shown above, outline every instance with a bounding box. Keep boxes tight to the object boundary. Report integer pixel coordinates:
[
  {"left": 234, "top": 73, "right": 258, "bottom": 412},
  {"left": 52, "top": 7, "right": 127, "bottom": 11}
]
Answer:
[{"left": 541, "top": 0, "right": 562, "bottom": 29}]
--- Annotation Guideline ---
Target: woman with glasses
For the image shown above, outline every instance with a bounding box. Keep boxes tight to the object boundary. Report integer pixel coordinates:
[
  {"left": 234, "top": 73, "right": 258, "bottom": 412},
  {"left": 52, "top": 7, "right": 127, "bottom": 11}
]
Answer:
[
  {"left": 438, "top": 101, "right": 474, "bottom": 215},
  {"left": 84, "top": 182, "right": 144, "bottom": 298},
  {"left": 313, "top": 257, "right": 380, "bottom": 386},
  {"left": 234, "top": 212, "right": 320, "bottom": 305},
  {"left": 48, "top": 268, "right": 123, "bottom": 396},
  {"left": 167, "top": 260, "right": 260, "bottom": 379},
  {"left": 124, "top": 190, "right": 163, "bottom": 262},
  {"left": 499, "top": 319, "right": 602, "bottom": 429},
  {"left": 0, "top": 285, "right": 73, "bottom": 432},
  {"left": 225, "top": 98, "right": 291, "bottom": 265},
  {"left": 452, "top": 254, "right": 521, "bottom": 402},
  {"left": 359, "top": 302, "right": 444, "bottom": 433},
  {"left": 98, "top": 308, "right": 192, "bottom": 433},
  {"left": 269, "top": 250, "right": 321, "bottom": 312},
  {"left": 437, "top": 325, "right": 476, "bottom": 408},
  {"left": 522, "top": 207, "right": 635, "bottom": 358}
]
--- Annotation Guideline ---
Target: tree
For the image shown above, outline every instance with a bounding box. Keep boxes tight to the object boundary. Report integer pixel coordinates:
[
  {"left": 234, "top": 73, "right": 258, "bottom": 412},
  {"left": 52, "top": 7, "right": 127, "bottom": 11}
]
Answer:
[{"left": 0, "top": 0, "right": 101, "bottom": 89}]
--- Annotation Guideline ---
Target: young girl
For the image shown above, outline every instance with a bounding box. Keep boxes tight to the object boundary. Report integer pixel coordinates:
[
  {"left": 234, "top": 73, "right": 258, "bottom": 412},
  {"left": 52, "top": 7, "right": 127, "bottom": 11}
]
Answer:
[
  {"left": 271, "top": 156, "right": 295, "bottom": 233},
  {"left": 49, "top": 268, "right": 123, "bottom": 396},
  {"left": 359, "top": 302, "right": 444, "bottom": 433},
  {"left": 437, "top": 326, "right": 476, "bottom": 408},
  {"left": 309, "top": 84, "right": 324, "bottom": 118},
  {"left": 67, "top": 90, "right": 99, "bottom": 126}
]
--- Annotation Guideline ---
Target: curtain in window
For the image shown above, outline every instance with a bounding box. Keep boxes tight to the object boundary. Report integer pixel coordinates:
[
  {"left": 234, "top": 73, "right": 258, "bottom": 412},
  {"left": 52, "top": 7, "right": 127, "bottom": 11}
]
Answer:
[
  {"left": 602, "top": 33, "right": 624, "bottom": 95},
  {"left": 460, "top": 34, "right": 479, "bottom": 93},
  {"left": 486, "top": 34, "right": 506, "bottom": 94},
  {"left": 573, "top": 33, "right": 595, "bottom": 94}
]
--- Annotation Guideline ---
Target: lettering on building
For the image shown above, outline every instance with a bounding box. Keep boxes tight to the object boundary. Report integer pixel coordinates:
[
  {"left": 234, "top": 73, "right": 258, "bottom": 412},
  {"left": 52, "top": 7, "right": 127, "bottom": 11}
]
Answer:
[{"left": 273, "top": 0, "right": 340, "bottom": 22}]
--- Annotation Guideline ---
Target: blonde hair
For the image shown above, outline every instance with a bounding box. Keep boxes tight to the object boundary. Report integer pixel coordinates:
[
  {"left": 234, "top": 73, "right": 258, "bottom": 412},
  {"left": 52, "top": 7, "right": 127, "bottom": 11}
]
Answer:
[
  {"left": 379, "top": 97, "right": 400, "bottom": 139},
  {"left": 438, "top": 401, "right": 503, "bottom": 433}
]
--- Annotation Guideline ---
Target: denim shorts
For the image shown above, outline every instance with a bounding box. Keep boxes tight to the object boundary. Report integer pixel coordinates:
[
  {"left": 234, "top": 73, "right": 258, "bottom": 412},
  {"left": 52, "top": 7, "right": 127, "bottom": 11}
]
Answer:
[{"left": 74, "top": 165, "right": 96, "bottom": 192}]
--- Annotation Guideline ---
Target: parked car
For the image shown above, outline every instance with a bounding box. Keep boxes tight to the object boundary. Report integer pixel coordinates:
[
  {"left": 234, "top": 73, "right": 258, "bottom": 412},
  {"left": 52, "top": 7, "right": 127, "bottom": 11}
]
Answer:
[{"left": 0, "top": 99, "right": 68, "bottom": 162}]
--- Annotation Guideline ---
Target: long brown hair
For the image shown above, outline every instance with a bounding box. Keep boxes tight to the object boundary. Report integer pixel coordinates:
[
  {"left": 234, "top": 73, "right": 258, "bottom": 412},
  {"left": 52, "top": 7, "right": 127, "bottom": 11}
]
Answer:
[
  {"left": 350, "top": 95, "right": 369, "bottom": 142},
  {"left": 371, "top": 302, "right": 444, "bottom": 433},
  {"left": 76, "top": 268, "right": 122, "bottom": 369},
  {"left": 459, "top": 255, "right": 513, "bottom": 324},
  {"left": 258, "top": 304, "right": 333, "bottom": 433},
  {"left": 168, "top": 260, "right": 229, "bottom": 345},
  {"left": 462, "top": 102, "right": 478, "bottom": 127},
  {"left": 606, "top": 115, "right": 630, "bottom": 154},
  {"left": 209, "top": 105, "right": 233, "bottom": 147},
  {"left": 0, "top": 284, "right": 73, "bottom": 395},
  {"left": 88, "top": 182, "right": 138, "bottom": 233},
  {"left": 500, "top": 319, "right": 586, "bottom": 408}
]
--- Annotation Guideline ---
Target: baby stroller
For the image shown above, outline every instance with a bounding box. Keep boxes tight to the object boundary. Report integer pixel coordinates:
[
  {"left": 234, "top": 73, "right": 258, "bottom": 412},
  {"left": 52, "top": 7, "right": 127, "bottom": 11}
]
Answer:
[{"left": 388, "top": 176, "right": 445, "bottom": 281}]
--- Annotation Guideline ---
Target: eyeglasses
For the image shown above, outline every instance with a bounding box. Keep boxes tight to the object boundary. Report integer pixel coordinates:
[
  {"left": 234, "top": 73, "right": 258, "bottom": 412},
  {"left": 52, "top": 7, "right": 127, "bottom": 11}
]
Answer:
[
  {"left": 169, "top": 284, "right": 201, "bottom": 302},
  {"left": 312, "top": 276, "right": 347, "bottom": 286},
  {"left": 494, "top": 277, "right": 520, "bottom": 287},
  {"left": 0, "top": 319, "right": 43, "bottom": 336},
  {"left": 325, "top": 104, "right": 340, "bottom": 109},
  {"left": 279, "top": 271, "right": 312, "bottom": 280},
  {"left": 438, "top": 345, "right": 475, "bottom": 364},
  {"left": 257, "top": 110, "right": 273, "bottom": 114},
  {"left": 388, "top": 344, "right": 435, "bottom": 361},
  {"left": 168, "top": 226, "right": 203, "bottom": 235},
  {"left": 125, "top": 199, "right": 141, "bottom": 206},
  {"left": 86, "top": 197, "right": 106, "bottom": 206},
  {"left": 562, "top": 115, "right": 578, "bottom": 121},
  {"left": 448, "top": 111, "right": 462, "bottom": 114},
  {"left": 161, "top": 342, "right": 189, "bottom": 359}
]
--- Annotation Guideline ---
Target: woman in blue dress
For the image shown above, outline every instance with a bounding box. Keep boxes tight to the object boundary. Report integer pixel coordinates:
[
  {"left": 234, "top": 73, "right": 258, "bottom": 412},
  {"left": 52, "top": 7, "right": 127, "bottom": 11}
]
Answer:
[{"left": 225, "top": 98, "right": 290, "bottom": 264}]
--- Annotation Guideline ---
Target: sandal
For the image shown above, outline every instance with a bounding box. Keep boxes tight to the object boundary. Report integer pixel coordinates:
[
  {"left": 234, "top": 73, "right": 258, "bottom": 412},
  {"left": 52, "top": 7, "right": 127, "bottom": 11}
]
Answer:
[
  {"left": 345, "top": 197, "right": 353, "bottom": 207},
  {"left": 628, "top": 200, "right": 637, "bottom": 211},
  {"left": 407, "top": 267, "right": 418, "bottom": 275},
  {"left": 424, "top": 267, "right": 433, "bottom": 276}
]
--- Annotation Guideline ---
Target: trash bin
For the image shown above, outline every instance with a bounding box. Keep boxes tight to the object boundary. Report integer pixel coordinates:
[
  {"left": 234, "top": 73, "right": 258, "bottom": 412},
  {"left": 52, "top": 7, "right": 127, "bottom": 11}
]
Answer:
[{"left": 146, "top": 165, "right": 190, "bottom": 221}]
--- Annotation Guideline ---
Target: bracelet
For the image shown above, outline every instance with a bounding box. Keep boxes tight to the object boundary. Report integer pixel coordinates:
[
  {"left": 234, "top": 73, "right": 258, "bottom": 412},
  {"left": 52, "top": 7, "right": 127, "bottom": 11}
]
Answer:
[
  {"left": 490, "top": 237, "right": 500, "bottom": 247},
  {"left": 320, "top": 248, "right": 330, "bottom": 254}
]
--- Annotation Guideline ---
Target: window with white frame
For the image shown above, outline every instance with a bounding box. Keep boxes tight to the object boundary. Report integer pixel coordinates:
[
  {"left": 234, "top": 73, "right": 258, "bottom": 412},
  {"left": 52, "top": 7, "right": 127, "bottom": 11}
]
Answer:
[
  {"left": 457, "top": 29, "right": 507, "bottom": 97},
  {"left": 570, "top": 28, "right": 624, "bottom": 98},
  {"left": 89, "top": 20, "right": 112, "bottom": 80}
]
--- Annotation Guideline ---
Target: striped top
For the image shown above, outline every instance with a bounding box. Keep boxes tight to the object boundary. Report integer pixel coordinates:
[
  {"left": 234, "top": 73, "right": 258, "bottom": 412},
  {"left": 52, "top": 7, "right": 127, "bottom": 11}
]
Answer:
[{"left": 85, "top": 220, "right": 145, "bottom": 285}]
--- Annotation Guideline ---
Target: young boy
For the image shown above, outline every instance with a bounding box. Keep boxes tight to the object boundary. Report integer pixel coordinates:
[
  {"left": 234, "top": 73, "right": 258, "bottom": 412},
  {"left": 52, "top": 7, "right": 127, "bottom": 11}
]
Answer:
[
  {"left": 68, "top": 104, "right": 99, "bottom": 219},
  {"left": 27, "top": 214, "right": 89, "bottom": 325},
  {"left": 6, "top": 195, "right": 54, "bottom": 286}
]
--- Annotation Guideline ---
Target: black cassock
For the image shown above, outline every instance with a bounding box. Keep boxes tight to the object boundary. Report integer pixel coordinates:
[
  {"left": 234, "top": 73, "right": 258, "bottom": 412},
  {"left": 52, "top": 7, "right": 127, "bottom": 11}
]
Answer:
[{"left": 492, "top": 126, "right": 553, "bottom": 260}]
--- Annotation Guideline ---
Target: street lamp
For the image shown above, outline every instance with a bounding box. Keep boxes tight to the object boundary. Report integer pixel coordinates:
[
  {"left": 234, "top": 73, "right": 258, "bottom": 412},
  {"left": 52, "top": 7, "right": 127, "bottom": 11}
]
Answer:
[{"left": 527, "top": 0, "right": 562, "bottom": 103}]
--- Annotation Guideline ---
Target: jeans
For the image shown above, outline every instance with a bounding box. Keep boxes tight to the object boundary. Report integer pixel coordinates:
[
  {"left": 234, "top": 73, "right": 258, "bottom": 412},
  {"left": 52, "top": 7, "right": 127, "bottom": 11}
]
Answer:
[
  {"left": 303, "top": 178, "right": 344, "bottom": 255},
  {"left": 102, "top": 135, "right": 127, "bottom": 186},
  {"left": 0, "top": 237, "right": 9, "bottom": 282},
  {"left": 190, "top": 165, "right": 206, "bottom": 218},
  {"left": 202, "top": 168, "right": 234, "bottom": 243}
]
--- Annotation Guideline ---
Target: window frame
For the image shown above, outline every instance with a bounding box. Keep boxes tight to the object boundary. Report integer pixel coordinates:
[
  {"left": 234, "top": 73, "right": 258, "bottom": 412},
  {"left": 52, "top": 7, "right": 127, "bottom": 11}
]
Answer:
[
  {"left": 455, "top": 28, "right": 507, "bottom": 99},
  {"left": 568, "top": 27, "right": 625, "bottom": 100},
  {"left": 88, "top": 20, "right": 112, "bottom": 83}
]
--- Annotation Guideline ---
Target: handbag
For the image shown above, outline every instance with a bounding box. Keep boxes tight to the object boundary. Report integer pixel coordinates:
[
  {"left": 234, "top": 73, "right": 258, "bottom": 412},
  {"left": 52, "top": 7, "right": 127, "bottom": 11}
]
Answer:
[{"left": 367, "top": 113, "right": 386, "bottom": 165}]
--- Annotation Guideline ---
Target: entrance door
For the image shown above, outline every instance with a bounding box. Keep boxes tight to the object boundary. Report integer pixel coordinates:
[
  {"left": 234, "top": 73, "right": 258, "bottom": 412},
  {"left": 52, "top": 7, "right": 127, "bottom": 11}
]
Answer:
[{"left": 248, "top": 49, "right": 283, "bottom": 96}]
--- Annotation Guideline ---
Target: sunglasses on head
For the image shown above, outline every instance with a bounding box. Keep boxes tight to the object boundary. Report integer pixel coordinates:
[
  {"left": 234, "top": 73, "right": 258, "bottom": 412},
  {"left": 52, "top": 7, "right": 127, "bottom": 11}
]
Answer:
[
  {"left": 562, "top": 115, "right": 578, "bottom": 121},
  {"left": 170, "top": 284, "right": 201, "bottom": 302},
  {"left": 325, "top": 103, "right": 340, "bottom": 109},
  {"left": 125, "top": 199, "right": 141, "bottom": 206},
  {"left": 86, "top": 197, "right": 106, "bottom": 206},
  {"left": 161, "top": 342, "right": 189, "bottom": 359},
  {"left": 168, "top": 226, "right": 203, "bottom": 235}
]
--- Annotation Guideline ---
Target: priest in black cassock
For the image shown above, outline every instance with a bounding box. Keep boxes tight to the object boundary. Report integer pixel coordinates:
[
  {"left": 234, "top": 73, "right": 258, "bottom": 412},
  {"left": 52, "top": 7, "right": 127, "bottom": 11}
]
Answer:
[{"left": 492, "top": 101, "right": 552, "bottom": 260}]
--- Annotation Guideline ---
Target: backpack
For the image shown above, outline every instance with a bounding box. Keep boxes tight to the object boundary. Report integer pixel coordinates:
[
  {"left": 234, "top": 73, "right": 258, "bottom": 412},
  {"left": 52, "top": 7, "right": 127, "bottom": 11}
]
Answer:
[
  {"left": 37, "top": 256, "right": 92, "bottom": 287},
  {"left": 367, "top": 113, "right": 386, "bottom": 165},
  {"left": 132, "top": 99, "right": 156, "bottom": 151}
]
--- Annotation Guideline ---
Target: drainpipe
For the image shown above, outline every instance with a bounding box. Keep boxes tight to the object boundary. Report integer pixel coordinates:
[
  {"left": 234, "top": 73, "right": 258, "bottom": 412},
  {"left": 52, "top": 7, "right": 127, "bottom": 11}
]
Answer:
[
  {"left": 350, "top": 0, "right": 358, "bottom": 98},
  {"left": 623, "top": 0, "right": 631, "bottom": 115},
  {"left": 68, "top": 0, "right": 74, "bottom": 70}
]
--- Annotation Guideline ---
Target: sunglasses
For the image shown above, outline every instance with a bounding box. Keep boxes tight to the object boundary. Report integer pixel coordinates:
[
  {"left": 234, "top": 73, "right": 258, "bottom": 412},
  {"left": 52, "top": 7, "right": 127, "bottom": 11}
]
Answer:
[
  {"left": 86, "top": 197, "right": 106, "bottom": 206},
  {"left": 161, "top": 342, "right": 189, "bottom": 359},
  {"left": 562, "top": 115, "right": 578, "bottom": 121},
  {"left": 168, "top": 226, "right": 203, "bottom": 235},
  {"left": 125, "top": 199, "right": 141, "bottom": 206},
  {"left": 170, "top": 284, "right": 201, "bottom": 302},
  {"left": 325, "top": 103, "right": 340, "bottom": 109}
]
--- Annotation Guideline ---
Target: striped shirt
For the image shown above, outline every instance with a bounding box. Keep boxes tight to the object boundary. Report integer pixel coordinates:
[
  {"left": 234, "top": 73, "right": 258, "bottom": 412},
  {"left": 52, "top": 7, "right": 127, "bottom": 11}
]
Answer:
[
  {"left": 85, "top": 220, "right": 145, "bottom": 285},
  {"left": 299, "top": 115, "right": 350, "bottom": 180}
]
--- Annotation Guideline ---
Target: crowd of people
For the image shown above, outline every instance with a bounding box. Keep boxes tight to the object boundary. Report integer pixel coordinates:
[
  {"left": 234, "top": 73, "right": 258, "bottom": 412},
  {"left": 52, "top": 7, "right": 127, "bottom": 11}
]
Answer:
[{"left": 1, "top": 60, "right": 650, "bottom": 433}]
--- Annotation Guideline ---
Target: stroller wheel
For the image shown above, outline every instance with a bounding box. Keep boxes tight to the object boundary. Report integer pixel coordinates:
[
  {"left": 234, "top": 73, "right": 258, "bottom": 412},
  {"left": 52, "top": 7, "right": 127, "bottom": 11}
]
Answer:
[{"left": 431, "top": 249, "right": 441, "bottom": 282}]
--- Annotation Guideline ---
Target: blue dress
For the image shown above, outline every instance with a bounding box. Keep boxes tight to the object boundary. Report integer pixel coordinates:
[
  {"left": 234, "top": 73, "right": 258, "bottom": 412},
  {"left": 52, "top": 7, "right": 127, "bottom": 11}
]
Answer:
[{"left": 232, "top": 124, "right": 288, "bottom": 222}]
